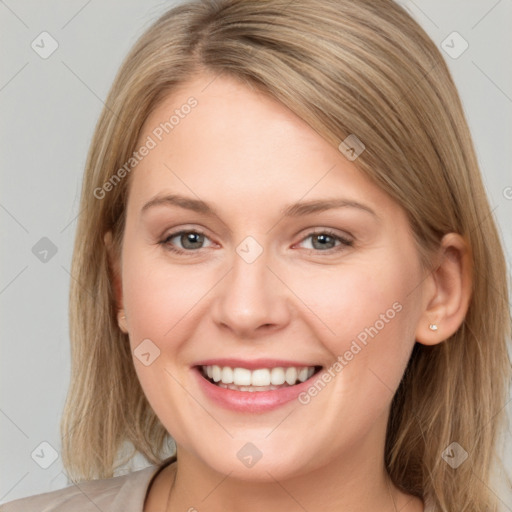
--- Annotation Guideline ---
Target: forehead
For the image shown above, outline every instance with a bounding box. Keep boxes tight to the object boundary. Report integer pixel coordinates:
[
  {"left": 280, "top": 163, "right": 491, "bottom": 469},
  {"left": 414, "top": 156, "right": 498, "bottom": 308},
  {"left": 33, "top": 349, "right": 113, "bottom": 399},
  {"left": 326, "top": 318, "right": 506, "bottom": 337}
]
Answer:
[{"left": 127, "top": 73, "right": 397, "bottom": 221}]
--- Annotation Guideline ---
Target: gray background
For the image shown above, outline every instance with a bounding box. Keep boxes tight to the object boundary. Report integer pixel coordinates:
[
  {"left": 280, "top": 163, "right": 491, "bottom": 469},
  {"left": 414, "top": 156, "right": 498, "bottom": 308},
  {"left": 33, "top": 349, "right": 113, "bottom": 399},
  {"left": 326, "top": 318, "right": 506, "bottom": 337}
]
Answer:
[{"left": 1, "top": 0, "right": 511, "bottom": 506}]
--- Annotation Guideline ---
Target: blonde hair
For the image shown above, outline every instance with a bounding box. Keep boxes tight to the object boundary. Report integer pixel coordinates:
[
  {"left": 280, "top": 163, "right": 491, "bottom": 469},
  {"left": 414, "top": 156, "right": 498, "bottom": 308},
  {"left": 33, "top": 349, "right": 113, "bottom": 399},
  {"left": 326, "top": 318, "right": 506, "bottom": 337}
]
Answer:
[{"left": 61, "top": 1, "right": 511, "bottom": 510}]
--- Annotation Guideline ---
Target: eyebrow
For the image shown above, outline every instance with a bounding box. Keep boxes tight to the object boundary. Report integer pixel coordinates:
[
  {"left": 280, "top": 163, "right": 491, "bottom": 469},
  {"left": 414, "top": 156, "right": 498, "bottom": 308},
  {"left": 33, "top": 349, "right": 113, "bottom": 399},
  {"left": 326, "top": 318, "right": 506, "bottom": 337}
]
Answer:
[{"left": 141, "top": 194, "right": 377, "bottom": 218}]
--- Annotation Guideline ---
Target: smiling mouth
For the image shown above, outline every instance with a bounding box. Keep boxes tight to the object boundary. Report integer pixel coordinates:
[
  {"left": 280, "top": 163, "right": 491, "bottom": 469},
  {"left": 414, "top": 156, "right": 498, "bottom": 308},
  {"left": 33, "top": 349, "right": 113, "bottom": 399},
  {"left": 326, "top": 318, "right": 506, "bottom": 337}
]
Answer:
[{"left": 198, "top": 364, "right": 323, "bottom": 392}]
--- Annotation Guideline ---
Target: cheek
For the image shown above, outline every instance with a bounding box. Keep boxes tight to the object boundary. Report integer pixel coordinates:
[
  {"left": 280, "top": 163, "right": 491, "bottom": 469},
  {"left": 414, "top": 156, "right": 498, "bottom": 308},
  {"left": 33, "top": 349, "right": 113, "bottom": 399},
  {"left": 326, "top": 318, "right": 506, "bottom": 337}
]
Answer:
[
  {"left": 291, "top": 251, "right": 420, "bottom": 390},
  {"left": 120, "top": 239, "right": 210, "bottom": 343},
  {"left": 118, "top": 241, "right": 203, "bottom": 420},
  {"left": 292, "top": 253, "right": 414, "bottom": 334}
]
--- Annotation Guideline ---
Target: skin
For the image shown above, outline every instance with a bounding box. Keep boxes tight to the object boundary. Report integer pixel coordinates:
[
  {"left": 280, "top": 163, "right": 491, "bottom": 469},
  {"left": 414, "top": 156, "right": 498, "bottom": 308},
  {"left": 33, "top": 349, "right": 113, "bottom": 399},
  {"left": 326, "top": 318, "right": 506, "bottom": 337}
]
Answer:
[{"left": 105, "top": 72, "right": 472, "bottom": 512}]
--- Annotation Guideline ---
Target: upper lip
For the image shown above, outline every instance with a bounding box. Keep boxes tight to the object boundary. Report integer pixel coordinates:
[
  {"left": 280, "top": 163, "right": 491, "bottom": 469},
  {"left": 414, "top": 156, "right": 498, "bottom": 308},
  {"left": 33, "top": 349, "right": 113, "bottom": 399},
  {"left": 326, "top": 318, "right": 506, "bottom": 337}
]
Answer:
[{"left": 194, "top": 358, "right": 322, "bottom": 370}]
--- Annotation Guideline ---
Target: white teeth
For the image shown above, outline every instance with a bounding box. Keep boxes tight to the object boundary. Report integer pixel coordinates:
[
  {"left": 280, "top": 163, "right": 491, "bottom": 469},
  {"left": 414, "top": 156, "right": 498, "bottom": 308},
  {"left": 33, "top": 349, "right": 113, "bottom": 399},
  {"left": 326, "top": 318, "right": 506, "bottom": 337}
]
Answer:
[
  {"left": 217, "top": 383, "right": 283, "bottom": 392},
  {"left": 270, "top": 367, "right": 285, "bottom": 385},
  {"left": 233, "top": 367, "right": 252, "bottom": 386},
  {"left": 285, "top": 367, "right": 297, "bottom": 385},
  {"left": 251, "top": 369, "right": 271, "bottom": 386},
  {"left": 221, "top": 366, "right": 233, "bottom": 384},
  {"left": 298, "top": 367, "right": 309, "bottom": 382},
  {"left": 212, "top": 365, "right": 222, "bottom": 382},
  {"left": 202, "top": 365, "right": 317, "bottom": 387}
]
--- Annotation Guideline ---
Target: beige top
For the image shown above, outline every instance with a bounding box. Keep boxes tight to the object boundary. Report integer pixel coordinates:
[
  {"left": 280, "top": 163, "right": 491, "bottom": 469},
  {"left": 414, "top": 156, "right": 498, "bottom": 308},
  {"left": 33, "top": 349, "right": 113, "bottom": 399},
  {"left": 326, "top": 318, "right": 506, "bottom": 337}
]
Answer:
[
  {"left": 0, "top": 456, "right": 177, "bottom": 512},
  {"left": 0, "top": 455, "right": 436, "bottom": 511}
]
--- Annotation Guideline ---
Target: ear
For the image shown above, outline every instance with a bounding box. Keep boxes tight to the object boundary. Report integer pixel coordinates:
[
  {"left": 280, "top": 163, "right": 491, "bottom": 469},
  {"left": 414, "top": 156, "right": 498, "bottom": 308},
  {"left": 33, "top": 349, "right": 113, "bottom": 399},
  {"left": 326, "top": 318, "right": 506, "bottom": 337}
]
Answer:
[
  {"left": 104, "top": 231, "right": 128, "bottom": 334},
  {"left": 415, "top": 233, "right": 472, "bottom": 346}
]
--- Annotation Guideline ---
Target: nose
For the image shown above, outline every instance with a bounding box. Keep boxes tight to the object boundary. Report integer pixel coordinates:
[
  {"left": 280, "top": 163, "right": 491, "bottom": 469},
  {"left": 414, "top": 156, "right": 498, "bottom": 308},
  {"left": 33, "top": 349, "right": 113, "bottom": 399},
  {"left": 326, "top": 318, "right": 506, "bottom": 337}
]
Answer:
[{"left": 211, "top": 245, "right": 291, "bottom": 339}]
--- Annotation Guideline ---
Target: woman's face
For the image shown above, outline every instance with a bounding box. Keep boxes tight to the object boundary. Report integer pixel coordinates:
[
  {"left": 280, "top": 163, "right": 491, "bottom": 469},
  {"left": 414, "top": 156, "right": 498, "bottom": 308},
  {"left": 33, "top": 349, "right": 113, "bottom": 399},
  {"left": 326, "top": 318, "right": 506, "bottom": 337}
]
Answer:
[{"left": 115, "top": 73, "right": 430, "bottom": 480}]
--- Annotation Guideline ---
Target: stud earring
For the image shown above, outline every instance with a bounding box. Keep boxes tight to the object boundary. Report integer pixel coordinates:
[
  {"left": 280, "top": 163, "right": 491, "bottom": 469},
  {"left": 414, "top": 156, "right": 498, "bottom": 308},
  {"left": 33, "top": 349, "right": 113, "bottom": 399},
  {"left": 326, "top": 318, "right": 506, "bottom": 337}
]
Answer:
[{"left": 429, "top": 323, "right": 438, "bottom": 331}]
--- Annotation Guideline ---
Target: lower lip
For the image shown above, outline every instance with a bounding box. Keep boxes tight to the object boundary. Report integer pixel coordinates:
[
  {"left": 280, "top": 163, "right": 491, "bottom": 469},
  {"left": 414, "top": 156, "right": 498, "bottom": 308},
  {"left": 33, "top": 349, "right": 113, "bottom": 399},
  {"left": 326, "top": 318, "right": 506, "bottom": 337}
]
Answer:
[{"left": 193, "top": 367, "right": 318, "bottom": 413}]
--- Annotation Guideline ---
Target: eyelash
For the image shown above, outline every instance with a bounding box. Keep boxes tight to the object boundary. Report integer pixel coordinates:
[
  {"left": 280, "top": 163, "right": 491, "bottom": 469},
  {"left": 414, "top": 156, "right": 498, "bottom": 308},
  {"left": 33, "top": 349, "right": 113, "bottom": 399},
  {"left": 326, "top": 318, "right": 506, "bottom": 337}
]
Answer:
[{"left": 158, "top": 229, "right": 353, "bottom": 255}]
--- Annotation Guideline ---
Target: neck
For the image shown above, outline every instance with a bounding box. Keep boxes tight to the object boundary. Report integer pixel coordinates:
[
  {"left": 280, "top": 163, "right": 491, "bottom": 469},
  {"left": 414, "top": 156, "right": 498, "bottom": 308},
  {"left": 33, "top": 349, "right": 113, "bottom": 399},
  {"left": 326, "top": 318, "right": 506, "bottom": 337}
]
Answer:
[{"left": 160, "top": 444, "right": 423, "bottom": 512}]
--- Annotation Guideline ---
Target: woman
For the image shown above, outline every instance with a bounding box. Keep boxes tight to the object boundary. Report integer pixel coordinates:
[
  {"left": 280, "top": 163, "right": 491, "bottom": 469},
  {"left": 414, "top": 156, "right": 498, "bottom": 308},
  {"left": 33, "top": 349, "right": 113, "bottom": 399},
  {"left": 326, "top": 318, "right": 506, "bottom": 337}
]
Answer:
[{"left": 2, "top": 0, "right": 510, "bottom": 511}]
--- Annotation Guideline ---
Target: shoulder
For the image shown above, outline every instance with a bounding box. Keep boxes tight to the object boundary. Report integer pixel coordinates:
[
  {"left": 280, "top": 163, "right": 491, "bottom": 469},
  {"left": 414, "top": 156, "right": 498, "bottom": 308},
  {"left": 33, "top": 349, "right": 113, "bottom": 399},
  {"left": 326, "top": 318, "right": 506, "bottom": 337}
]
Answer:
[{"left": 0, "top": 464, "right": 162, "bottom": 512}]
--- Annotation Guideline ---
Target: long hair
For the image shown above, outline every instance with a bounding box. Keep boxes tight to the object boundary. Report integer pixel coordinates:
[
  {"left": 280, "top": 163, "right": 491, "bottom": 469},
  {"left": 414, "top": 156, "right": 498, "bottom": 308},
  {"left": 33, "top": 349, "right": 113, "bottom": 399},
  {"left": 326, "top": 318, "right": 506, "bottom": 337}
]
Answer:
[{"left": 61, "top": 1, "right": 511, "bottom": 510}]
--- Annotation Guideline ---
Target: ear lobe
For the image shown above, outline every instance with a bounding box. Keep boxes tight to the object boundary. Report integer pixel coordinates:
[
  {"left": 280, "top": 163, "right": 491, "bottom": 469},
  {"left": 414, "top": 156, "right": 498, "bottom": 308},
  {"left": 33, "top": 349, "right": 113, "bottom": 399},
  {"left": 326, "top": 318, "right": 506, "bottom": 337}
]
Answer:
[{"left": 415, "top": 233, "right": 472, "bottom": 346}]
